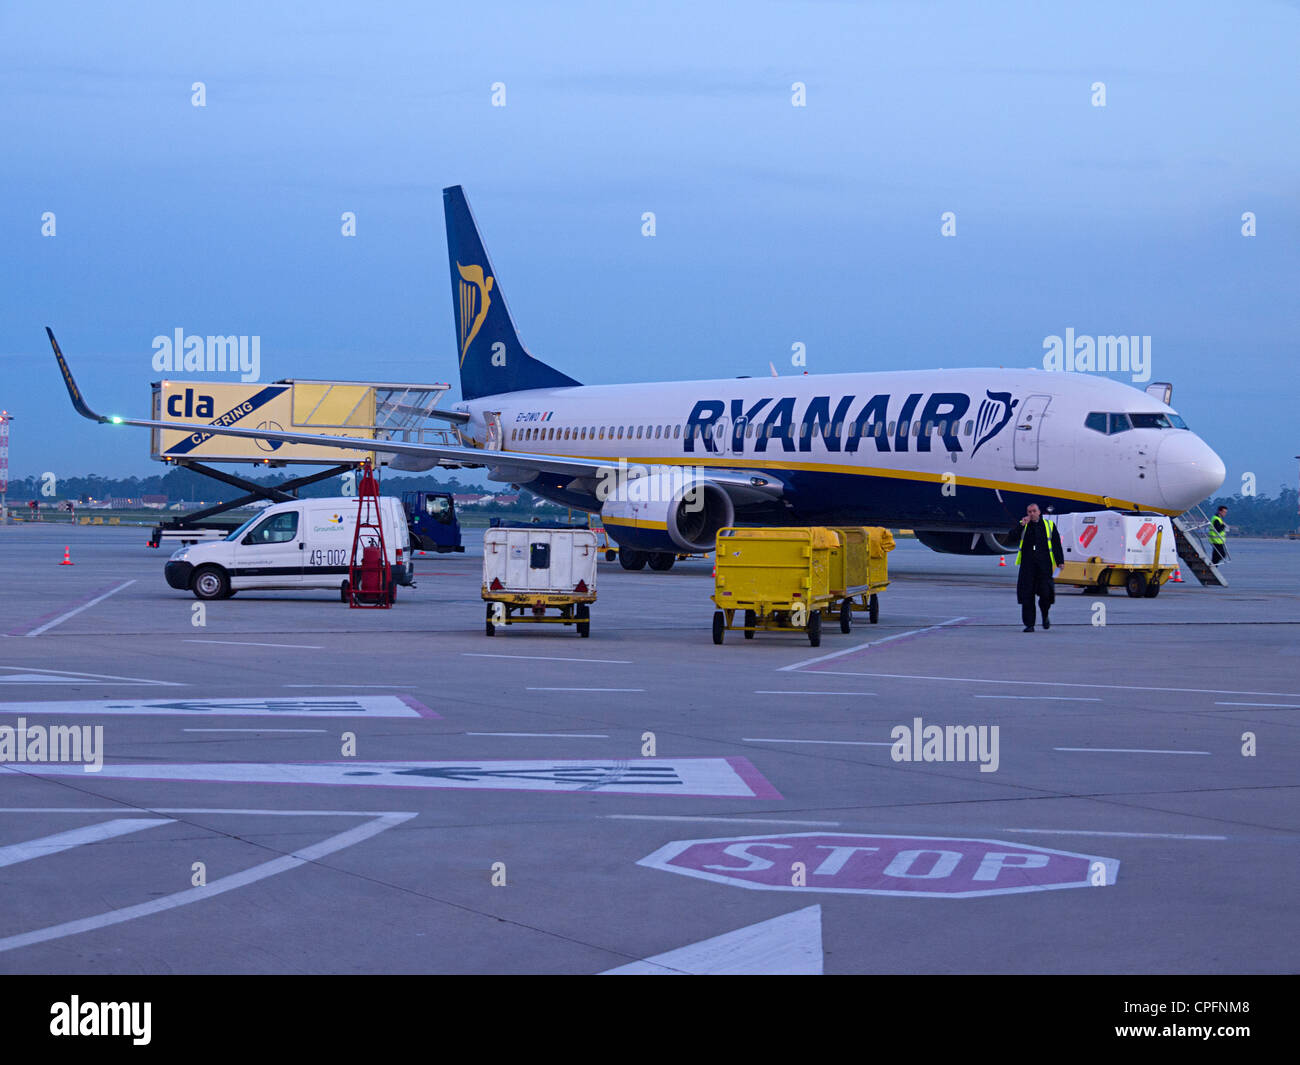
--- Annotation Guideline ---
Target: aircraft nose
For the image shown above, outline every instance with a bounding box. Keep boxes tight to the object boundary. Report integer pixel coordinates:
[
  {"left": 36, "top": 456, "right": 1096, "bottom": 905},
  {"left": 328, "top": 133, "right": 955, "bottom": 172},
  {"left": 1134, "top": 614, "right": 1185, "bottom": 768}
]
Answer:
[{"left": 1156, "top": 432, "right": 1226, "bottom": 510}]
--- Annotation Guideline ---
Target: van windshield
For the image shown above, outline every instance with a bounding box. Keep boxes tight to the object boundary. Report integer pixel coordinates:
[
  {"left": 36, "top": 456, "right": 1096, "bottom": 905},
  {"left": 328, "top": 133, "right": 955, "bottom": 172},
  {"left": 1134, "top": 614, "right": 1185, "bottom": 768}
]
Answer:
[{"left": 225, "top": 512, "right": 265, "bottom": 541}]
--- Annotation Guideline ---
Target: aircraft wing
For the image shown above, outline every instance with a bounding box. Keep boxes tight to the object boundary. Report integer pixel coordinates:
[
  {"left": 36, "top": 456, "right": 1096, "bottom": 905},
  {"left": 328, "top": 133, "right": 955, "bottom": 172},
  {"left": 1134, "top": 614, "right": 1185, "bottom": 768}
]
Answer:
[{"left": 48, "top": 328, "right": 784, "bottom": 501}]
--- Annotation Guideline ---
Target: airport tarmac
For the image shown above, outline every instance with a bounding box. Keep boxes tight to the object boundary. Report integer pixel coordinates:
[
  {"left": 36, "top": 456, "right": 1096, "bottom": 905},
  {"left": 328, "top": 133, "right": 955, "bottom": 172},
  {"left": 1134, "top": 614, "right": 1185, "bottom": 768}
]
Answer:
[{"left": 0, "top": 522, "right": 1295, "bottom": 974}]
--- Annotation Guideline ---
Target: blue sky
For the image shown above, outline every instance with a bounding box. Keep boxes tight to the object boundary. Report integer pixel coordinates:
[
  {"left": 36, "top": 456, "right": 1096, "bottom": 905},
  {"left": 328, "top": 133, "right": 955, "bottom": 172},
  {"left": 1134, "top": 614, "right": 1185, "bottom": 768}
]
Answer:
[{"left": 1, "top": 0, "right": 1297, "bottom": 493}]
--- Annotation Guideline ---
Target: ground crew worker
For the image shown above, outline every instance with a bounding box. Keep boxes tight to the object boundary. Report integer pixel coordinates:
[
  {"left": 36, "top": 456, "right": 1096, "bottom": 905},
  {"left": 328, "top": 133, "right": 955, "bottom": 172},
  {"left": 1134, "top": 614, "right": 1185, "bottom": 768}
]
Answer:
[
  {"left": 1209, "top": 505, "right": 1228, "bottom": 564},
  {"left": 1012, "top": 503, "right": 1064, "bottom": 632}
]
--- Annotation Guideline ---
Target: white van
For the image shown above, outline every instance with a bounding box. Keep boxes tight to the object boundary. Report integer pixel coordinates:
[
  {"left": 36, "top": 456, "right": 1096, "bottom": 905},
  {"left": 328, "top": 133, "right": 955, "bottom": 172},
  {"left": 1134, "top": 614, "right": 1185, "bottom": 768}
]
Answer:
[{"left": 164, "top": 496, "right": 413, "bottom": 601}]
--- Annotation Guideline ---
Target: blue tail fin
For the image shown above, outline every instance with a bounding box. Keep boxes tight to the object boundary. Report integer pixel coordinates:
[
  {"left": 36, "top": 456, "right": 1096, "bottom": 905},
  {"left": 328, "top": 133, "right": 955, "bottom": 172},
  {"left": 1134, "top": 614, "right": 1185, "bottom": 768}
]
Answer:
[{"left": 443, "top": 186, "right": 581, "bottom": 401}]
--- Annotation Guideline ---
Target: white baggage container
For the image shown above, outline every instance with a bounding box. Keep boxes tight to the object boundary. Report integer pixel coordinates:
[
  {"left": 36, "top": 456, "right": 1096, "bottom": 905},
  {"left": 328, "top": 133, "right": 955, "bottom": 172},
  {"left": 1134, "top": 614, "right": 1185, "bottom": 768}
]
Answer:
[
  {"left": 1055, "top": 511, "right": 1178, "bottom": 568},
  {"left": 482, "top": 528, "right": 598, "bottom": 636}
]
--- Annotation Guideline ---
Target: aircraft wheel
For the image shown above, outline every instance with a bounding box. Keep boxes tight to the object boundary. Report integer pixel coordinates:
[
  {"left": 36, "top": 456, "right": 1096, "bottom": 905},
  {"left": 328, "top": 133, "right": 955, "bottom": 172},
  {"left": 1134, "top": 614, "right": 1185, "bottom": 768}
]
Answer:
[
  {"left": 648, "top": 553, "right": 675, "bottom": 571},
  {"left": 619, "top": 550, "right": 647, "bottom": 571}
]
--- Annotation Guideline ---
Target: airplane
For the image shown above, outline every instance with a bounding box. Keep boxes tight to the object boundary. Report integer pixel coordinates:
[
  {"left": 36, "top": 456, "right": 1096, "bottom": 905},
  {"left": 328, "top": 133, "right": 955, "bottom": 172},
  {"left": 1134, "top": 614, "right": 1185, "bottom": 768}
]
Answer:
[{"left": 49, "top": 185, "right": 1226, "bottom": 571}]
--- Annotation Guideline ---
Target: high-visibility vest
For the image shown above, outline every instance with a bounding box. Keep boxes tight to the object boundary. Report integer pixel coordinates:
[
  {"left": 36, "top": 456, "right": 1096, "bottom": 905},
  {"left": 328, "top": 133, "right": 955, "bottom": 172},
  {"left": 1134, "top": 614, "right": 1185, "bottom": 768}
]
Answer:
[
  {"left": 1209, "top": 515, "right": 1226, "bottom": 545},
  {"left": 1015, "top": 518, "right": 1057, "bottom": 567}
]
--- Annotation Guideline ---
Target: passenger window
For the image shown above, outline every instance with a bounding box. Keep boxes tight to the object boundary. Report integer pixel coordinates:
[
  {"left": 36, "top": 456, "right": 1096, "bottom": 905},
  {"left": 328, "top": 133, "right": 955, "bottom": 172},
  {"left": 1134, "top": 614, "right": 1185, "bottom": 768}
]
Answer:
[
  {"left": 617, "top": 426, "right": 624, "bottom": 440},
  {"left": 873, "top": 422, "right": 883, "bottom": 437},
  {"left": 964, "top": 420, "right": 973, "bottom": 436},
  {"left": 637, "top": 426, "right": 643, "bottom": 439},
  {"left": 674, "top": 425, "right": 681, "bottom": 439},
  {"left": 247, "top": 511, "right": 298, "bottom": 545},
  {"left": 1084, "top": 412, "right": 1107, "bottom": 434},
  {"left": 888, "top": 421, "right": 897, "bottom": 436},
  {"left": 912, "top": 422, "right": 920, "bottom": 437},
  {"left": 937, "top": 420, "right": 947, "bottom": 437}
]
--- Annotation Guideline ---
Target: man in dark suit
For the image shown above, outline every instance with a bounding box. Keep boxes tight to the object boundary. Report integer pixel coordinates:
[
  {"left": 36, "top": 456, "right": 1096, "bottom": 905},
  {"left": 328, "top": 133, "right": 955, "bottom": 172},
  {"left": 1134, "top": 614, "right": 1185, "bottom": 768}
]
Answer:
[{"left": 1012, "top": 503, "right": 1064, "bottom": 632}]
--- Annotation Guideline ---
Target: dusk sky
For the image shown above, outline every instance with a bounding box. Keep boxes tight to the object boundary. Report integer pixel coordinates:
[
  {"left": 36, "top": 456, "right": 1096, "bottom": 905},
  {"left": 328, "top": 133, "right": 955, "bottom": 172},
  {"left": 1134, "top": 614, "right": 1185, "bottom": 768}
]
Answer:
[{"left": 2, "top": 1, "right": 1297, "bottom": 493}]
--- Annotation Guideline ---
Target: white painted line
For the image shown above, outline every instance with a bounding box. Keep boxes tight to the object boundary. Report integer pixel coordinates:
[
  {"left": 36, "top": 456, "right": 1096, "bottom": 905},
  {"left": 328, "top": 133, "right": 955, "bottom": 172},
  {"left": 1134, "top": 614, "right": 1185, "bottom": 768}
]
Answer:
[
  {"left": 805, "top": 670, "right": 1300, "bottom": 699},
  {"left": 976, "top": 695, "right": 1101, "bottom": 702},
  {"left": 0, "top": 666, "right": 180, "bottom": 687},
  {"left": 464, "top": 653, "right": 631, "bottom": 664},
  {"left": 606, "top": 815, "right": 842, "bottom": 826},
  {"left": 0, "top": 696, "right": 426, "bottom": 719},
  {"left": 183, "top": 640, "right": 323, "bottom": 649},
  {"left": 778, "top": 618, "right": 967, "bottom": 672},
  {"left": 1001, "top": 828, "right": 1227, "bottom": 840},
  {"left": 23, "top": 581, "right": 136, "bottom": 637},
  {"left": 0, "top": 812, "right": 414, "bottom": 955},
  {"left": 602, "top": 905, "right": 822, "bottom": 975},
  {"left": 466, "top": 732, "right": 611, "bottom": 739},
  {"left": 0, "top": 807, "right": 412, "bottom": 816},
  {"left": 743, "top": 737, "right": 893, "bottom": 747},
  {"left": 754, "top": 691, "right": 877, "bottom": 697},
  {"left": 1215, "top": 701, "right": 1300, "bottom": 708},
  {"left": 1054, "top": 747, "right": 1211, "bottom": 755},
  {"left": 183, "top": 728, "right": 329, "bottom": 733},
  {"left": 526, "top": 687, "right": 645, "bottom": 693},
  {"left": 283, "top": 684, "right": 418, "bottom": 689},
  {"left": 0, "top": 818, "right": 174, "bottom": 869}
]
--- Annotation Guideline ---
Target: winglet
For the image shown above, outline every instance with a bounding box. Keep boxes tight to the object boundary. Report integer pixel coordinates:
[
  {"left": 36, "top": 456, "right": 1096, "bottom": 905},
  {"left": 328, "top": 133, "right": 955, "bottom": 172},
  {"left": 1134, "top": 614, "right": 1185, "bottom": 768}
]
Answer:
[{"left": 47, "top": 327, "right": 107, "bottom": 423}]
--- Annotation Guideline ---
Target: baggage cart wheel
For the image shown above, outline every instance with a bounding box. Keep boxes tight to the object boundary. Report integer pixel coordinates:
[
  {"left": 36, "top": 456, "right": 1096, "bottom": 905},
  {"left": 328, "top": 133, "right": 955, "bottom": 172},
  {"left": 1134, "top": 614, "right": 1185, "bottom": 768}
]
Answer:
[
  {"left": 1095, "top": 572, "right": 1110, "bottom": 594},
  {"left": 605, "top": 549, "right": 617, "bottom": 562},
  {"left": 868, "top": 593, "right": 879, "bottom": 624},
  {"left": 712, "top": 610, "right": 725, "bottom": 645},
  {"left": 1143, "top": 578, "right": 1161, "bottom": 598},
  {"left": 744, "top": 609, "right": 756, "bottom": 639},
  {"left": 485, "top": 603, "right": 496, "bottom": 637},
  {"left": 839, "top": 599, "right": 852, "bottom": 634},
  {"left": 1125, "top": 571, "right": 1148, "bottom": 598},
  {"left": 807, "top": 610, "right": 822, "bottom": 647},
  {"left": 576, "top": 602, "right": 590, "bottom": 638}
]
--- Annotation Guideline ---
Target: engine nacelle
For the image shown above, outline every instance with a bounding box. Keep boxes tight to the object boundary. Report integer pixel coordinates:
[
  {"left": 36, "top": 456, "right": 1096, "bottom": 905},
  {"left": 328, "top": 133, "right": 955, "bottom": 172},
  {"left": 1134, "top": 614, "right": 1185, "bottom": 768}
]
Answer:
[
  {"left": 600, "top": 469, "right": 734, "bottom": 553},
  {"left": 914, "top": 530, "right": 1019, "bottom": 556}
]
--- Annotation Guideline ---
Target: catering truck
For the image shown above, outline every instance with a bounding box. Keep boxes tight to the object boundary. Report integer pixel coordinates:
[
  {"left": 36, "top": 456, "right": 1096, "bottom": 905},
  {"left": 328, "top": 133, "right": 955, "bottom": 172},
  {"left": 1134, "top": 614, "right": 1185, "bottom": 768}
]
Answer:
[{"left": 164, "top": 496, "right": 413, "bottom": 601}]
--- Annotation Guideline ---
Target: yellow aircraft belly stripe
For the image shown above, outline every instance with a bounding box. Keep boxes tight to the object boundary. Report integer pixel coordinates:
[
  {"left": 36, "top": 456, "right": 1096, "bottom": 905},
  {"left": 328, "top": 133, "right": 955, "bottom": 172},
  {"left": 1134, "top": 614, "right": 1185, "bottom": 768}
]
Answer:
[
  {"left": 499, "top": 447, "right": 1178, "bottom": 517},
  {"left": 601, "top": 516, "right": 670, "bottom": 530}
]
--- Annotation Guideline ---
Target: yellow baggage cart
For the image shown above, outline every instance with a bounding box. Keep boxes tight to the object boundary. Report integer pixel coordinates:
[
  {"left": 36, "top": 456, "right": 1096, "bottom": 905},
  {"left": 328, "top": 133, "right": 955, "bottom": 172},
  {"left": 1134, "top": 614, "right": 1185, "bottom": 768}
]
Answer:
[
  {"left": 711, "top": 527, "right": 840, "bottom": 646},
  {"left": 824, "top": 526, "right": 894, "bottom": 631}
]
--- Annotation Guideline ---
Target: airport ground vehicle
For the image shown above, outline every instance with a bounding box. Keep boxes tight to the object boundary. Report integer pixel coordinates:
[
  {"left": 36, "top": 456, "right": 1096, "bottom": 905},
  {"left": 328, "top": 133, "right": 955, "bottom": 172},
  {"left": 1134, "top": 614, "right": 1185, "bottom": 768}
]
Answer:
[
  {"left": 711, "top": 526, "right": 842, "bottom": 646},
  {"left": 483, "top": 527, "right": 598, "bottom": 636},
  {"left": 825, "top": 526, "right": 894, "bottom": 630},
  {"left": 1052, "top": 511, "right": 1179, "bottom": 598},
  {"left": 164, "top": 496, "right": 413, "bottom": 600},
  {"left": 401, "top": 490, "right": 463, "bottom": 552}
]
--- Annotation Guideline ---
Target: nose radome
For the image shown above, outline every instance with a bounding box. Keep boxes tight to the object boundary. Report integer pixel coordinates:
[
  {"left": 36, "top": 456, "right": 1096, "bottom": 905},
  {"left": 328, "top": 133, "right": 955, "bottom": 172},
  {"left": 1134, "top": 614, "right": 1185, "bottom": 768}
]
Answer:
[{"left": 1157, "top": 432, "right": 1226, "bottom": 510}]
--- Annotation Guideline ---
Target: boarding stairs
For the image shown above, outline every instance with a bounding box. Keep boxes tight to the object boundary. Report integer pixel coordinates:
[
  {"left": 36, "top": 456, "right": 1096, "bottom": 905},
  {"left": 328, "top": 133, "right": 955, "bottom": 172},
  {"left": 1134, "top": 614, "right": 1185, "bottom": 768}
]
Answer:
[{"left": 1171, "top": 504, "right": 1228, "bottom": 586}]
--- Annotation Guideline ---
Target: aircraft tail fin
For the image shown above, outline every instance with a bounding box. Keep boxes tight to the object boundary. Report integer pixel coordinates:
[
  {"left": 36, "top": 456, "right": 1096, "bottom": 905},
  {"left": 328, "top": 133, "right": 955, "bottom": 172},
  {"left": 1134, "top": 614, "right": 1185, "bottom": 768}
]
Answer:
[{"left": 443, "top": 185, "right": 580, "bottom": 401}]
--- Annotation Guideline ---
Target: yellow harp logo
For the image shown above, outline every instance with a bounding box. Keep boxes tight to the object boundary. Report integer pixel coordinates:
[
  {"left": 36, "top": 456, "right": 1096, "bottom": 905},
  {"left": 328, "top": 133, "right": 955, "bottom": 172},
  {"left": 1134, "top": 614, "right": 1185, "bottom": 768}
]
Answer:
[{"left": 456, "top": 262, "right": 494, "bottom": 365}]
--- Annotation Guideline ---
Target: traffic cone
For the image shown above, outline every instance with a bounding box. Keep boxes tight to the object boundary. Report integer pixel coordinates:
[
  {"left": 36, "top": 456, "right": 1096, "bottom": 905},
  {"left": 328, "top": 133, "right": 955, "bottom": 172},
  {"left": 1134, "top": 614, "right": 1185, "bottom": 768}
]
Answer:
[
  {"left": 1172, "top": 569, "right": 1183, "bottom": 583},
  {"left": 998, "top": 556, "right": 1006, "bottom": 567},
  {"left": 59, "top": 546, "right": 73, "bottom": 566}
]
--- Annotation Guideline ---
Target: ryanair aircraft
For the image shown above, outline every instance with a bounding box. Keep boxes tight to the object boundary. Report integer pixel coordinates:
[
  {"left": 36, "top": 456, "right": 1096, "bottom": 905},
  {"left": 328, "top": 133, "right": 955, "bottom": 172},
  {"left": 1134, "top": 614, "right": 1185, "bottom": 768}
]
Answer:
[{"left": 50, "top": 185, "right": 1225, "bottom": 570}]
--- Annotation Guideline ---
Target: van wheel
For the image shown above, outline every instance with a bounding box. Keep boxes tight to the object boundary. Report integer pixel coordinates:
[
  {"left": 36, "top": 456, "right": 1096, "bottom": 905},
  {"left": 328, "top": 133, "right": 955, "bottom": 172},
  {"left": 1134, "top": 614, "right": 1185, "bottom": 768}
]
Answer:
[
  {"left": 387, "top": 583, "right": 398, "bottom": 605},
  {"left": 1126, "top": 572, "right": 1148, "bottom": 598},
  {"left": 340, "top": 581, "right": 350, "bottom": 603},
  {"left": 192, "top": 565, "right": 229, "bottom": 601},
  {"left": 576, "top": 602, "right": 590, "bottom": 637}
]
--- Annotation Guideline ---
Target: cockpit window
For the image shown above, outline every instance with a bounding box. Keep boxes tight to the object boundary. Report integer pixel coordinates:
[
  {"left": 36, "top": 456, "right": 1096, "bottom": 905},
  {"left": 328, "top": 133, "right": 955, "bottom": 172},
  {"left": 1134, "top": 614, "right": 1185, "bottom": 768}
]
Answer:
[
  {"left": 1130, "top": 413, "right": 1175, "bottom": 429},
  {"left": 1087, "top": 411, "right": 1188, "bottom": 435},
  {"left": 1108, "top": 413, "right": 1131, "bottom": 434},
  {"left": 1084, "top": 412, "right": 1107, "bottom": 434}
]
